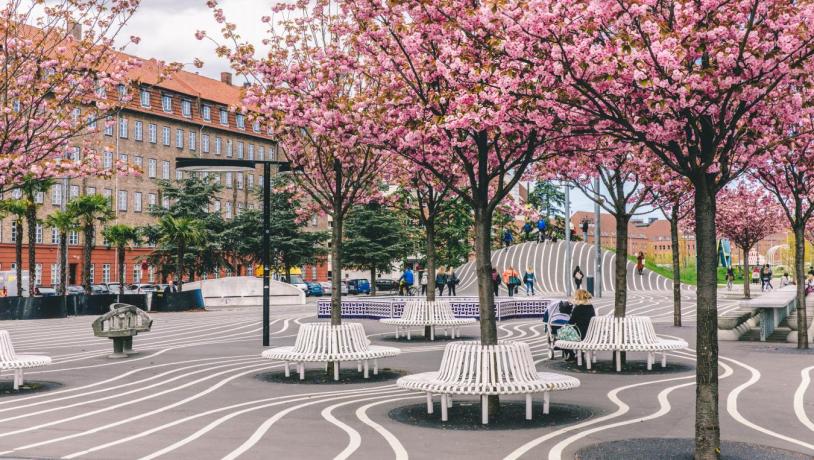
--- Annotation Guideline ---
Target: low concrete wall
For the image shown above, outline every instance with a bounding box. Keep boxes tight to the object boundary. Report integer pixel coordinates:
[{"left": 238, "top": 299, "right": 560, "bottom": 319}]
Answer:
[
  {"left": 149, "top": 290, "right": 205, "bottom": 312},
  {"left": 184, "top": 276, "right": 305, "bottom": 307}
]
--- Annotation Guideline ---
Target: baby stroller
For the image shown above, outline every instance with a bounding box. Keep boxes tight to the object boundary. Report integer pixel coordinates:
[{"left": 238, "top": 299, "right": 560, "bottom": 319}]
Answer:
[{"left": 544, "top": 300, "right": 573, "bottom": 359}]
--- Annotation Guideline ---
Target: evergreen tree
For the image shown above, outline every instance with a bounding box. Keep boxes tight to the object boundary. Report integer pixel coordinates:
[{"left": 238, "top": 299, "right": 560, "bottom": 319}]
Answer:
[
  {"left": 529, "top": 181, "right": 566, "bottom": 219},
  {"left": 435, "top": 199, "right": 474, "bottom": 269},
  {"left": 343, "top": 203, "right": 411, "bottom": 294}
]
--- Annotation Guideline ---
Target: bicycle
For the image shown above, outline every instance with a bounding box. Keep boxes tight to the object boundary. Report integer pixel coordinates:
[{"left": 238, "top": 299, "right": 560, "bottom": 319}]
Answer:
[{"left": 399, "top": 281, "right": 418, "bottom": 296}]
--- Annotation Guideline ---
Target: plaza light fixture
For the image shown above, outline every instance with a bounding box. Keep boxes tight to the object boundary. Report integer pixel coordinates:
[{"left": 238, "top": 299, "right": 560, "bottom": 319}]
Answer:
[{"left": 176, "top": 157, "right": 300, "bottom": 346}]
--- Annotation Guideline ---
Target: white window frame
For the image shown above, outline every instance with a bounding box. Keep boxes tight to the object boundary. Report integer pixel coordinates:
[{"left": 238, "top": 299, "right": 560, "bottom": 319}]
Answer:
[
  {"left": 102, "top": 264, "right": 111, "bottom": 284},
  {"left": 176, "top": 128, "right": 184, "bottom": 149},
  {"left": 162, "top": 94, "right": 172, "bottom": 112},
  {"left": 219, "top": 108, "right": 228, "bottom": 125},
  {"left": 118, "top": 190, "right": 128, "bottom": 211},
  {"left": 189, "top": 131, "right": 196, "bottom": 151},
  {"left": 162, "top": 160, "right": 170, "bottom": 180},
  {"left": 149, "top": 123, "right": 157, "bottom": 143},
  {"left": 134, "top": 192, "right": 142, "bottom": 212},
  {"left": 202, "top": 134, "right": 210, "bottom": 153},
  {"left": 140, "top": 89, "right": 150, "bottom": 107},
  {"left": 119, "top": 117, "right": 128, "bottom": 138},
  {"left": 134, "top": 121, "right": 143, "bottom": 141},
  {"left": 202, "top": 104, "right": 211, "bottom": 121},
  {"left": 148, "top": 159, "right": 157, "bottom": 178},
  {"left": 181, "top": 99, "right": 192, "bottom": 117},
  {"left": 162, "top": 127, "right": 170, "bottom": 146}
]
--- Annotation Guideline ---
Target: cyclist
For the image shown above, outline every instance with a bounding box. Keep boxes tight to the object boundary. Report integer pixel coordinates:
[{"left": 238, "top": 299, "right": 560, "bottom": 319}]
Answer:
[{"left": 398, "top": 266, "right": 414, "bottom": 296}]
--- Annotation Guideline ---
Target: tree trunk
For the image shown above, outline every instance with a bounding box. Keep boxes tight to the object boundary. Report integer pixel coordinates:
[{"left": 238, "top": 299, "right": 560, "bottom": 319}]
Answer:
[
  {"left": 370, "top": 267, "right": 377, "bottom": 296},
  {"left": 26, "top": 204, "right": 36, "bottom": 296},
  {"left": 794, "top": 225, "right": 809, "bottom": 349},
  {"left": 15, "top": 221, "right": 23, "bottom": 296},
  {"left": 285, "top": 264, "right": 291, "bottom": 283},
  {"left": 474, "top": 204, "right": 499, "bottom": 416},
  {"left": 613, "top": 213, "right": 630, "bottom": 317},
  {"left": 330, "top": 209, "right": 343, "bottom": 326},
  {"left": 177, "top": 241, "right": 185, "bottom": 292},
  {"left": 118, "top": 245, "right": 125, "bottom": 303},
  {"left": 425, "top": 216, "right": 437, "bottom": 337},
  {"left": 58, "top": 231, "right": 67, "bottom": 296},
  {"left": 83, "top": 225, "right": 93, "bottom": 294},
  {"left": 693, "top": 183, "right": 720, "bottom": 459},
  {"left": 742, "top": 247, "right": 751, "bottom": 299},
  {"left": 670, "top": 209, "right": 682, "bottom": 327}
]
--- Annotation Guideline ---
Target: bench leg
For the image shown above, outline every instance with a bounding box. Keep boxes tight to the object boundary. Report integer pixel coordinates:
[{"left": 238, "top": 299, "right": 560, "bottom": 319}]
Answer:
[
  {"left": 357, "top": 361, "right": 362, "bottom": 373},
  {"left": 647, "top": 353, "right": 653, "bottom": 371},
  {"left": 586, "top": 351, "right": 592, "bottom": 370},
  {"left": 662, "top": 353, "right": 667, "bottom": 368},
  {"left": 447, "top": 395, "right": 453, "bottom": 408},
  {"left": 576, "top": 350, "right": 582, "bottom": 366},
  {"left": 284, "top": 362, "right": 290, "bottom": 378},
  {"left": 395, "top": 327, "right": 399, "bottom": 339},
  {"left": 333, "top": 361, "right": 340, "bottom": 381},
  {"left": 13, "top": 369, "right": 22, "bottom": 390},
  {"left": 123, "top": 336, "right": 134, "bottom": 354},
  {"left": 363, "top": 360, "right": 369, "bottom": 379},
  {"left": 525, "top": 394, "right": 532, "bottom": 420},
  {"left": 110, "top": 337, "right": 128, "bottom": 359},
  {"left": 430, "top": 326, "right": 435, "bottom": 341},
  {"left": 407, "top": 329, "right": 411, "bottom": 340},
  {"left": 441, "top": 394, "right": 449, "bottom": 421},
  {"left": 426, "top": 392, "right": 433, "bottom": 414},
  {"left": 593, "top": 353, "right": 597, "bottom": 363},
  {"left": 543, "top": 391, "right": 550, "bottom": 415},
  {"left": 373, "top": 359, "right": 379, "bottom": 375},
  {"left": 615, "top": 351, "right": 622, "bottom": 372},
  {"left": 481, "top": 395, "right": 488, "bottom": 424},
  {"left": 298, "top": 363, "right": 305, "bottom": 380}
]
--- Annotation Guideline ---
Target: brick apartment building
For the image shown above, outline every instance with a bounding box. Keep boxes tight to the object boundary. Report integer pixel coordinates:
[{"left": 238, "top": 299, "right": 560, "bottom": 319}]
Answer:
[{"left": 0, "top": 48, "right": 328, "bottom": 288}]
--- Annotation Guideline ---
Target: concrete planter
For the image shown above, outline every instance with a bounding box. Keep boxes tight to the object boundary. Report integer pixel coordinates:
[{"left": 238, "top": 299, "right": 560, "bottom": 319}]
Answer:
[
  {"left": 149, "top": 289, "right": 205, "bottom": 312},
  {"left": 0, "top": 296, "right": 66, "bottom": 320}
]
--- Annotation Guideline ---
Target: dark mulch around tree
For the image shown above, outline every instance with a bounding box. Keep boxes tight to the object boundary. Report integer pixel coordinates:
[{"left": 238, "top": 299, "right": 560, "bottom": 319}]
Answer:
[
  {"left": 256, "top": 367, "right": 405, "bottom": 384},
  {"left": 388, "top": 400, "right": 600, "bottom": 431},
  {"left": 740, "top": 344, "right": 814, "bottom": 355},
  {"left": 377, "top": 334, "right": 478, "bottom": 344},
  {"left": 543, "top": 356, "right": 694, "bottom": 375},
  {"left": 0, "top": 380, "right": 62, "bottom": 397},
  {"left": 575, "top": 438, "right": 812, "bottom": 460}
]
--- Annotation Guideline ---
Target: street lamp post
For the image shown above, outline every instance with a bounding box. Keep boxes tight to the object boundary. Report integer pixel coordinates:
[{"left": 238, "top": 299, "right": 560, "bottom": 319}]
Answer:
[{"left": 176, "top": 157, "right": 295, "bottom": 346}]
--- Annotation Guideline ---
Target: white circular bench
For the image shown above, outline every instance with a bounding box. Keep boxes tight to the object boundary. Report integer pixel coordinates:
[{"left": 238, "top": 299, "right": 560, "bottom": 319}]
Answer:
[
  {"left": 0, "top": 330, "right": 52, "bottom": 390},
  {"left": 261, "top": 322, "right": 400, "bottom": 381},
  {"left": 380, "top": 300, "right": 477, "bottom": 340},
  {"left": 397, "top": 341, "right": 580, "bottom": 424},
  {"left": 555, "top": 316, "right": 688, "bottom": 372}
]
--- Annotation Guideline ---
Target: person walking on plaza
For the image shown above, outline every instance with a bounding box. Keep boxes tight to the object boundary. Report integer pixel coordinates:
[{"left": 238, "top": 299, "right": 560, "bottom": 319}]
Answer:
[
  {"left": 523, "top": 266, "right": 535, "bottom": 296},
  {"left": 537, "top": 218, "right": 547, "bottom": 243},
  {"left": 446, "top": 268, "right": 458, "bottom": 296},
  {"left": 436, "top": 267, "right": 448, "bottom": 296},
  {"left": 503, "top": 266, "right": 520, "bottom": 297},
  {"left": 752, "top": 266, "right": 760, "bottom": 285},
  {"left": 565, "top": 289, "right": 596, "bottom": 361},
  {"left": 636, "top": 251, "right": 645, "bottom": 276},
  {"left": 572, "top": 265, "right": 584, "bottom": 290},
  {"left": 420, "top": 271, "right": 428, "bottom": 295},
  {"left": 398, "top": 266, "right": 414, "bottom": 296},
  {"left": 522, "top": 221, "right": 533, "bottom": 242},
  {"left": 491, "top": 268, "right": 501, "bottom": 296},
  {"left": 726, "top": 267, "right": 735, "bottom": 291},
  {"left": 502, "top": 228, "right": 513, "bottom": 248},
  {"left": 760, "top": 264, "right": 773, "bottom": 291}
]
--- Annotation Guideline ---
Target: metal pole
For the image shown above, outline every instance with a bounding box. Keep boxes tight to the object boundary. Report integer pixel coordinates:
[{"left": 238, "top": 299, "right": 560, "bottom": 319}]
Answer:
[
  {"left": 564, "top": 183, "right": 572, "bottom": 297},
  {"left": 262, "top": 162, "right": 271, "bottom": 347},
  {"left": 594, "top": 177, "right": 602, "bottom": 298}
]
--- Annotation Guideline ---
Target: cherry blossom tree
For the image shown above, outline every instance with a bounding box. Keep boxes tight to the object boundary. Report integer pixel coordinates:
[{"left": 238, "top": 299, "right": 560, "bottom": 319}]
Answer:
[
  {"left": 755, "top": 132, "right": 814, "bottom": 348},
  {"left": 519, "top": 1, "right": 814, "bottom": 454},
  {"left": 715, "top": 184, "right": 783, "bottom": 299},
  {"left": 0, "top": 0, "right": 143, "bottom": 190},
  {"left": 202, "top": 0, "right": 388, "bottom": 329},
  {"left": 345, "top": 1, "right": 562, "bottom": 357}
]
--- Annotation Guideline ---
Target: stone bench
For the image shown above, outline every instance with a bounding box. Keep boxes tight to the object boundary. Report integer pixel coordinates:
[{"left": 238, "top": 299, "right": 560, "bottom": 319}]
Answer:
[
  {"left": 0, "top": 330, "right": 52, "bottom": 389},
  {"left": 262, "top": 322, "right": 400, "bottom": 381},
  {"left": 555, "top": 316, "right": 688, "bottom": 372},
  {"left": 740, "top": 286, "right": 797, "bottom": 341},
  {"left": 397, "top": 341, "right": 580, "bottom": 424},
  {"left": 380, "top": 300, "right": 477, "bottom": 340},
  {"left": 91, "top": 303, "right": 153, "bottom": 358}
]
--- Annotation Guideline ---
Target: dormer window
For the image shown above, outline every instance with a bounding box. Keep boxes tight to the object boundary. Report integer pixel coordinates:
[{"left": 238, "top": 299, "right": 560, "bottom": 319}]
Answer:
[{"left": 162, "top": 94, "right": 172, "bottom": 112}]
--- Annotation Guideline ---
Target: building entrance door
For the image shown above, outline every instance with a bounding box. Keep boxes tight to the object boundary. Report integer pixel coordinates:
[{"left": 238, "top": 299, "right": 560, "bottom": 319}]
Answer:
[{"left": 69, "top": 264, "right": 78, "bottom": 285}]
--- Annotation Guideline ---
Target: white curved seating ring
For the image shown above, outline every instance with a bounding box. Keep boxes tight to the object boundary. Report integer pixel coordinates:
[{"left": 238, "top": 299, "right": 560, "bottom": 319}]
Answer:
[
  {"left": 0, "top": 330, "right": 52, "bottom": 390},
  {"left": 380, "top": 300, "right": 477, "bottom": 340}
]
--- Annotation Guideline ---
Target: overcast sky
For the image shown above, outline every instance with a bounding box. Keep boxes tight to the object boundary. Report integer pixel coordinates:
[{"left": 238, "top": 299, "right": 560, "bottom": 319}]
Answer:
[{"left": 116, "top": 0, "right": 653, "bottom": 217}]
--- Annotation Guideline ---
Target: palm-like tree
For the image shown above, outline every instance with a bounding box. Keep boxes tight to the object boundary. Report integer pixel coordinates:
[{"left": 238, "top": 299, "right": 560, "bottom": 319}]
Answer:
[
  {"left": 102, "top": 224, "right": 141, "bottom": 300},
  {"left": 68, "top": 194, "right": 114, "bottom": 294},
  {"left": 19, "top": 176, "right": 55, "bottom": 294},
  {"left": 45, "top": 210, "right": 79, "bottom": 296},
  {"left": 157, "top": 215, "right": 204, "bottom": 291},
  {"left": 0, "top": 199, "right": 28, "bottom": 295}
]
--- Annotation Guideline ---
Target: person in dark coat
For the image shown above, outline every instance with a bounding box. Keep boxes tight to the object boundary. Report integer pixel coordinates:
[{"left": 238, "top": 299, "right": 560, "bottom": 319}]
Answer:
[{"left": 565, "top": 289, "right": 596, "bottom": 361}]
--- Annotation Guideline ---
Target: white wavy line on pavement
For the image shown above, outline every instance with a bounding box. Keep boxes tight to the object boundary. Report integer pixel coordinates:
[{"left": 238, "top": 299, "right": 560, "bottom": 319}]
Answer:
[
  {"left": 795, "top": 366, "right": 814, "bottom": 433},
  {"left": 722, "top": 356, "right": 814, "bottom": 453},
  {"left": 354, "top": 395, "right": 420, "bottom": 460},
  {"left": 72, "top": 385, "right": 400, "bottom": 460},
  {"left": 220, "top": 387, "right": 401, "bottom": 460},
  {"left": 323, "top": 392, "right": 413, "bottom": 460}
]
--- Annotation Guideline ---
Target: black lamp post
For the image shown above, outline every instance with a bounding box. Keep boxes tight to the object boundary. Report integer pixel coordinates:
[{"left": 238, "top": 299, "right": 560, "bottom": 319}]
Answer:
[{"left": 175, "top": 157, "right": 295, "bottom": 346}]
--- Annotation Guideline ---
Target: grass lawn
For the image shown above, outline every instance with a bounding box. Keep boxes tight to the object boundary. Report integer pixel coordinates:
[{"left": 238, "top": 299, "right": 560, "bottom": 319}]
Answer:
[{"left": 626, "top": 256, "right": 748, "bottom": 286}]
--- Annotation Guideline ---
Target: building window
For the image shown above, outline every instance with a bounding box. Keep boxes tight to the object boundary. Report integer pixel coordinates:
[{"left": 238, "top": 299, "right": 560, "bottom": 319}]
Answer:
[
  {"left": 225, "top": 201, "right": 233, "bottom": 219},
  {"left": 162, "top": 197, "right": 170, "bottom": 209},
  {"left": 213, "top": 200, "right": 221, "bottom": 212},
  {"left": 133, "top": 264, "right": 142, "bottom": 283},
  {"left": 215, "top": 137, "right": 222, "bottom": 155},
  {"left": 176, "top": 170, "right": 183, "bottom": 181},
  {"left": 51, "top": 184, "right": 62, "bottom": 206},
  {"left": 103, "top": 188, "right": 112, "bottom": 202},
  {"left": 35, "top": 224, "right": 43, "bottom": 244},
  {"left": 202, "top": 105, "right": 211, "bottom": 121},
  {"left": 252, "top": 120, "right": 260, "bottom": 133},
  {"left": 189, "top": 131, "right": 196, "bottom": 151},
  {"left": 162, "top": 127, "right": 170, "bottom": 146},
  {"left": 248, "top": 174, "right": 254, "bottom": 189},
  {"left": 140, "top": 88, "right": 150, "bottom": 107},
  {"left": 148, "top": 159, "right": 157, "bottom": 178},
  {"left": 119, "top": 117, "right": 128, "bottom": 138},
  {"left": 86, "top": 186, "right": 96, "bottom": 196},
  {"left": 236, "top": 172, "right": 243, "bottom": 190},
  {"left": 117, "top": 84, "right": 128, "bottom": 100},
  {"left": 225, "top": 172, "right": 233, "bottom": 188},
  {"left": 10, "top": 225, "right": 16, "bottom": 243},
  {"left": 102, "top": 264, "right": 110, "bottom": 284},
  {"left": 162, "top": 160, "right": 170, "bottom": 179},
  {"left": 176, "top": 128, "right": 184, "bottom": 149},
  {"left": 248, "top": 144, "right": 254, "bottom": 161},
  {"left": 118, "top": 190, "right": 127, "bottom": 211},
  {"left": 104, "top": 116, "right": 114, "bottom": 136},
  {"left": 134, "top": 192, "right": 142, "bottom": 212},
  {"left": 69, "top": 146, "right": 81, "bottom": 162},
  {"left": 237, "top": 141, "right": 244, "bottom": 159},
  {"left": 258, "top": 146, "right": 264, "bottom": 161},
  {"left": 148, "top": 193, "right": 157, "bottom": 209},
  {"left": 219, "top": 108, "right": 228, "bottom": 125},
  {"left": 119, "top": 153, "right": 128, "bottom": 164},
  {"left": 89, "top": 264, "right": 95, "bottom": 283},
  {"left": 202, "top": 135, "right": 210, "bottom": 153},
  {"left": 162, "top": 94, "right": 172, "bottom": 112},
  {"left": 181, "top": 99, "right": 192, "bottom": 117},
  {"left": 259, "top": 175, "right": 264, "bottom": 188},
  {"left": 87, "top": 116, "right": 97, "bottom": 130},
  {"left": 72, "top": 108, "right": 80, "bottom": 123},
  {"left": 226, "top": 140, "right": 233, "bottom": 157},
  {"left": 51, "top": 264, "right": 59, "bottom": 285},
  {"left": 236, "top": 114, "right": 245, "bottom": 129},
  {"left": 134, "top": 156, "right": 143, "bottom": 170},
  {"left": 148, "top": 265, "right": 155, "bottom": 283},
  {"left": 70, "top": 185, "right": 80, "bottom": 199},
  {"left": 35, "top": 191, "right": 43, "bottom": 204},
  {"left": 35, "top": 264, "right": 42, "bottom": 286},
  {"left": 68, "top": 231, "right": 79, "bottom": 245},
  {"left": 104, "top": 151, "right": 113, "bottom": 169},
  {"left": 134, "top": 121, "right": 143, "bottom": 141},
  {"left": 149, "top": 123, "right": 157, "bottom": 143}
]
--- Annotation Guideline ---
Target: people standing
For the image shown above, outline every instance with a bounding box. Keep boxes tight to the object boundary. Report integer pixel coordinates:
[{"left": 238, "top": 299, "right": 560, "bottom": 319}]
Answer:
[
  {"left": 636, "top": 252, "right": 645, "bottom": 276},
  {"left": 491, "top": 268, "right": 501, "bottom": 296},
  {"left": 436, "top": 267, "right": 448, "bottom": 296},
  {"left": 446, "top": 268, "right": 458, "bottom": 296},
  {"left": 420, "top": 270, "right": 428, "bottom": 295},
  {"left": 522, "top": 221, "right": 533, "bottom": 242},
  {"left": 537, "top": 218, "right": 547, "bottom": 243},
  {"left": 503, "top": 266, "right": 520, "bottom": 297},
  {"left": 523, "top": 266, "right": 535, "bottom": 296},
  {"left": 572, "top": 265, "right": 584, "bottom": 290},
  {"left": 502, "top": 229, "right": 513, "bottom": 248},
  {"left": 726, "top": 267, "right": 735, "bottom": 291}
]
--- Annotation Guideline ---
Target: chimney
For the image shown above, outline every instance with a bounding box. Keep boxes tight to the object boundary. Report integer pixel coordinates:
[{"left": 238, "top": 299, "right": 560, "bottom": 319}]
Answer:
[
  {"left": 68, "top": 21, "right": 82, "bottom": 40},
  {"left": 243, "top": 82, "right": 251, "bottom": 88},
  {"left": 220, "top": 72, "right": 232, "bottom": 85}
]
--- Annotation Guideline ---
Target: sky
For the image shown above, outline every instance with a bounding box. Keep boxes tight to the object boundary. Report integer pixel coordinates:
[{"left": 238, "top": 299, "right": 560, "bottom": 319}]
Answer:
[{"left": 114, "top": 0, "right": 652, "bottom": 218}]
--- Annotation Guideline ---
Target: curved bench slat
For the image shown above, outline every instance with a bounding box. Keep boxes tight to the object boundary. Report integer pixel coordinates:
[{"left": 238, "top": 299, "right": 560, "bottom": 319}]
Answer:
[
  {"left": 0, "top": 330, "right": 51, "bottom": 389},
  {"left": 379, "top": 301, "right": 476, "bottom": 340}
]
